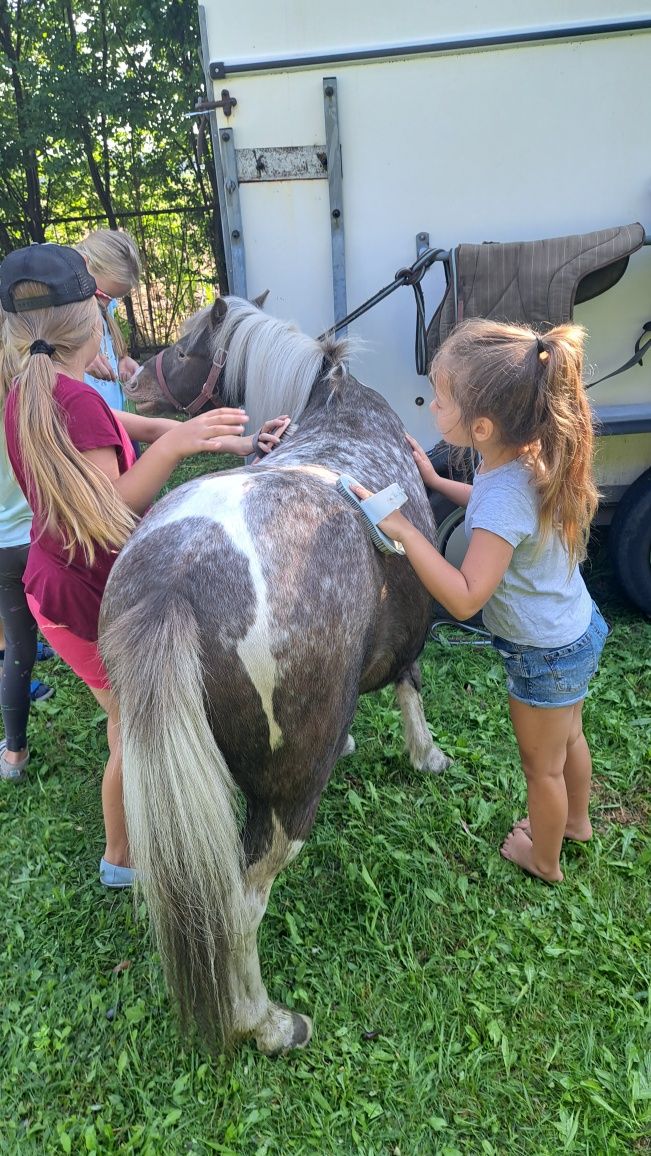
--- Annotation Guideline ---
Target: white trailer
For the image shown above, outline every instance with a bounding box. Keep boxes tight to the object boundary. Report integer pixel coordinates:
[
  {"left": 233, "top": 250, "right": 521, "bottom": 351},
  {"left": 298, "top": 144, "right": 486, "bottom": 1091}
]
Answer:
[{"left": 197, "top": 1, "right": 651, "bottom": 612}]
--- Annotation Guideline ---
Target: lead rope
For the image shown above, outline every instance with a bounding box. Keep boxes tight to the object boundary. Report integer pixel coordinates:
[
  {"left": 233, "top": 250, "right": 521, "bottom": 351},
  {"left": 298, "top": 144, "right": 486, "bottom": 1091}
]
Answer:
[{"left": 318, "top": 247, "right": 448, "bottom": 375}]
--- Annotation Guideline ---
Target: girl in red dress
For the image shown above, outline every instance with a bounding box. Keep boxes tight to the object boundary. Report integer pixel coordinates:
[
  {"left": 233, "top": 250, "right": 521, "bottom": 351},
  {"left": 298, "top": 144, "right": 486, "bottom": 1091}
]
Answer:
[{"left": 0, "top": 243, "right": 280, "bottom": 887}]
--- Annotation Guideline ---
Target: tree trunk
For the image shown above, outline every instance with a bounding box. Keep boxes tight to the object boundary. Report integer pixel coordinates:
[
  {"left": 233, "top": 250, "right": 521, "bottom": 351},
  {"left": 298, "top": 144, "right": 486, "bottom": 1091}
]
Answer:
[{"left": 0, "top": 1, "right": 46, "bottom": 242}]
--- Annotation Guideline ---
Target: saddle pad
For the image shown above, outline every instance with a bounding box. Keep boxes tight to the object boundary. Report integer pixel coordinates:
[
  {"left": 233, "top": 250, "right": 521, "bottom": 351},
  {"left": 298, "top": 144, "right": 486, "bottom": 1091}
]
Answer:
[{"left": 427, "top": 222, "right": 645, "bottom": 358}]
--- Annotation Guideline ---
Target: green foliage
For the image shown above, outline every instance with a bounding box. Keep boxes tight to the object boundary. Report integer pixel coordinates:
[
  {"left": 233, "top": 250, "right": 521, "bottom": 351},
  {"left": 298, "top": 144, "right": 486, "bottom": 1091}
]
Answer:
[{"left": 0, "top": 0, "right": 219, "bottom": 345}]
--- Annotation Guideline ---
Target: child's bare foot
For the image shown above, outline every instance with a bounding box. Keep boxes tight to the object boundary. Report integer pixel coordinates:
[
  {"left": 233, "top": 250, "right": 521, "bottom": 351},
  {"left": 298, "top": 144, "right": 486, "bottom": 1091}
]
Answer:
[
  {"left": 513, "top": 816, "right": 592, "bottom": 842},
  {"left": 500, "top": 826, "right": 563, "bottom": 883}
]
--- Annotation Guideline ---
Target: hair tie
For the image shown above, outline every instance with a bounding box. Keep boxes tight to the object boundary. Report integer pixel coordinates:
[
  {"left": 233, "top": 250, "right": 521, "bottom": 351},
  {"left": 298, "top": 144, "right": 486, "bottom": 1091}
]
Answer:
[
  {"left": 29, "top": 339, "right": 55, "bottom": 357},
  {"left": 536, "top": 336, "right": 550, "bottom": 364}
]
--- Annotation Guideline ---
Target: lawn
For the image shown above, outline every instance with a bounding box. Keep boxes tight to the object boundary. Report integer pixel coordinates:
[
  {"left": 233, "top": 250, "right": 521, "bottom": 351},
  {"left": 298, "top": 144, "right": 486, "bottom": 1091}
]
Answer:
[{"left": 1, "top": 455, "right": 649, "bottom": 1156}]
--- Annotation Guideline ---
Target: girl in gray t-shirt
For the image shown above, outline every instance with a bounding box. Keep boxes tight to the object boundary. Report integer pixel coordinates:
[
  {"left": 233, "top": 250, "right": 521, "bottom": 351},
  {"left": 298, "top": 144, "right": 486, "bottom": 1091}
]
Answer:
[{"left": 352, "top": 318, "right": 607, "bottom": 884}]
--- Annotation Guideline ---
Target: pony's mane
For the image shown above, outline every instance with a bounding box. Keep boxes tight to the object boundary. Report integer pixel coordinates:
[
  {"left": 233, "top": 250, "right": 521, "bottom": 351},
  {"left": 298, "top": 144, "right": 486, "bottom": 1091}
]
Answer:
[
  {"left": 181, "top": 305, "right": 211, "bottom": 339},
  {"left": 211, "top": 297, "right": 350, "bottom": 435}
]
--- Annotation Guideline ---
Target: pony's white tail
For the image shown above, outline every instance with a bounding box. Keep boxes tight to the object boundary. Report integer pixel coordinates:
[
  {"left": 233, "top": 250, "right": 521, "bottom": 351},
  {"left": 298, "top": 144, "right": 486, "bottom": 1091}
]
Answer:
[{"left": 101, "top": 594, "right": 245, "bottom": 1047}]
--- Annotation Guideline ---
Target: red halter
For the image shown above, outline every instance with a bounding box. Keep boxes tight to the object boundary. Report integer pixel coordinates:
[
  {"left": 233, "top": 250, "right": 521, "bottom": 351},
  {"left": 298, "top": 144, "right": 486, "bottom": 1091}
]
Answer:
[{"left": 154, "top": 346, "right": 228, "bottom": 417}]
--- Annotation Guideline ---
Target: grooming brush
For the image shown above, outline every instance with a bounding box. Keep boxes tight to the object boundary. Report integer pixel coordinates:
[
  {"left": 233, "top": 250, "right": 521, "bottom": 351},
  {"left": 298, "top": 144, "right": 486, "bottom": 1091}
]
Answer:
[{"left": 336, "top": 474, "right": 408, "bottom": 555}]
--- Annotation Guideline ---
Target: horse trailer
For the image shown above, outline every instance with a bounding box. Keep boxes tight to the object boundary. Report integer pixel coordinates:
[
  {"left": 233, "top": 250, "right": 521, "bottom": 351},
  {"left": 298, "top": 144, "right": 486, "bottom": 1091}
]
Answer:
[{"left": 197, "top": 1, "right": 651, "bottom": 614}]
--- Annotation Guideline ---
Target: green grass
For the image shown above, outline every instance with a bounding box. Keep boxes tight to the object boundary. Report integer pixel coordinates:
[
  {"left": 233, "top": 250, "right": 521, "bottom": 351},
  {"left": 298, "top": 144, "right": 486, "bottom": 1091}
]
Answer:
[{"left": 1, "top": 458, "right": 649, "bottom": 1156}]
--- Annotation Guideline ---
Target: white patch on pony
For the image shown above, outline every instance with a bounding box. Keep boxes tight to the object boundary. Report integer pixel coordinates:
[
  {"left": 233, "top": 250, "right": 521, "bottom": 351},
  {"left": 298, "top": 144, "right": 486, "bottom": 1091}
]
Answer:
[
  {"left": 136, "top": 473, "right": 283, "bottom": 750},
  {"left": 277, "top": 464, "right": 338, "bottom": 483}
]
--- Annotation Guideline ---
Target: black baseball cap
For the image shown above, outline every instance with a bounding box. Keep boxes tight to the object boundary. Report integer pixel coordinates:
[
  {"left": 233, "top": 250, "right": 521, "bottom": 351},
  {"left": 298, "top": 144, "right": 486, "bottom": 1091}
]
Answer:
[{"left": 0, "top": 243, "right": 97, "bottom": 313}]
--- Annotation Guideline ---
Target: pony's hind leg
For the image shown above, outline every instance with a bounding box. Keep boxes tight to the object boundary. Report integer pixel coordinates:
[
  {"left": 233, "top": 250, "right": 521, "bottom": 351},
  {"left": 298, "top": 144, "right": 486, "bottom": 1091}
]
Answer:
[
  {"left": 230, "top": 803, "right": 314, "bottom": 1055},
  {"left": 395, "top": 663, "right": 451, "bottom": 773}
]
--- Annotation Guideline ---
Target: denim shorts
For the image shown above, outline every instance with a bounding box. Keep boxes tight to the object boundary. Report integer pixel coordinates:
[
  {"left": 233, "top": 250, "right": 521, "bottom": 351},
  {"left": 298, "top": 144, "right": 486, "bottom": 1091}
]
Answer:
[{"left": 491, "top": 602, "right": 609, "bottom": 709}]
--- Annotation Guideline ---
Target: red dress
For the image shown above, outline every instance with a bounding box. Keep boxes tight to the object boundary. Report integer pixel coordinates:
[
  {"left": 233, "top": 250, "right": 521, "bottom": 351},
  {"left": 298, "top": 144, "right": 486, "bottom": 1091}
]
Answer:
[{"left": 4, "top": 373, "right": 136, "bottom": 644}]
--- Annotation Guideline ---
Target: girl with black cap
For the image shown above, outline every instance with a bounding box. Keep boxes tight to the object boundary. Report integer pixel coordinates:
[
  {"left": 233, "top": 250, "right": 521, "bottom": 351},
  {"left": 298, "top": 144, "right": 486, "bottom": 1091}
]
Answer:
[{"left": 0, "top": 242, "right": 252, "bottom": 887}]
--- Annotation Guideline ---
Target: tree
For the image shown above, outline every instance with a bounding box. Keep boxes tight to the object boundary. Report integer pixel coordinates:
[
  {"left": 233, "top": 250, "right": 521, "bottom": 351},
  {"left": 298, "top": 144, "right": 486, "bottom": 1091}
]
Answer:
[
  {"left": 0, "top": 0, "right": 49, "bottom": 245},
  {"left": 0, "top": 0, "right": 226, "bottom": 349}
]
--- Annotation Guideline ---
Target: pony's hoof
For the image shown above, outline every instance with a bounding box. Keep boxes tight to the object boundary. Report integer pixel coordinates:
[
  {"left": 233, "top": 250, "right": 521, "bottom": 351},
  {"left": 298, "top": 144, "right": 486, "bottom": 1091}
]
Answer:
[
  {"left": 254, "top": 1004, "right": 312, "bottom": 1056},
  {"left": 420, "top": 748, "right": 452, "bottom": 774},
  {"left": 340, "top": 734, "right": 356, "bottom": 757}
]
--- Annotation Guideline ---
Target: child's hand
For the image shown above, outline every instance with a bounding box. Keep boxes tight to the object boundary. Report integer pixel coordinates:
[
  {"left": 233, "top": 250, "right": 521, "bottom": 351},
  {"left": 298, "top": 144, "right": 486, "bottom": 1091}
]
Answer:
[
  {"left": 163, "top": 408, "right": 249, "bottom": 461},
  {"left": 349, "top": 482, "right": 410, "bottom": 542},
  {"left": 118, "top": 355, "right": 140, "bottom": 382},
  {"left": 406, "top": 433, "right": 440, "bottom": 489},
  {"left": 86, "top": 352, "right": 116, "bottom": 381},
  {"left": 254, "top": 415, "right": 291, "bottom": 456}
]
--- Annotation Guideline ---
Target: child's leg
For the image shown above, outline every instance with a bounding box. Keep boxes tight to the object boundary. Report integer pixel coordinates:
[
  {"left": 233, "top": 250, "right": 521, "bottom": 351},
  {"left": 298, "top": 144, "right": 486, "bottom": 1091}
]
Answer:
[
  {"left": 501, "top": 697, "right": 577, "bottom": 882},
  {"left": 513, "top": 700, "right": 592, "bottom": 842},
  {"left": 562, "top": 701, "right": 593, "bottom": 840},
  {"left": 0, "top": 545, "right": 38, "bottom": 762},
  {"left": 89, "top": 686, "right": 129, "bottom": 869}
]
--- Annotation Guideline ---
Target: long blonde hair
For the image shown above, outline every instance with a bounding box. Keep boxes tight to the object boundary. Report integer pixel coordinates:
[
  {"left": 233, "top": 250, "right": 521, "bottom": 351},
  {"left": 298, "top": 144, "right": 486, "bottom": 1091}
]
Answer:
[
  {"left": 4, "top": 281, "right": 136, "bottom": 564},
  {"left": 75, "top": 229, "right": 141, "bottom": 362},
  {"left": 432, "top": 318, "right": 599, "bottom": 568}
]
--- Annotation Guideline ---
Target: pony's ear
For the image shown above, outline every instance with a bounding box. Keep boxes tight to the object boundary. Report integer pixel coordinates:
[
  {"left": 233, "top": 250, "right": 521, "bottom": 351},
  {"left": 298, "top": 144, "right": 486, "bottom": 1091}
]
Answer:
[
  {"left": 210, "top": 297, "right": 228, "bottom": 327},
  {"left": 251, "top": 289, "right": 269, "bottom": 310}
]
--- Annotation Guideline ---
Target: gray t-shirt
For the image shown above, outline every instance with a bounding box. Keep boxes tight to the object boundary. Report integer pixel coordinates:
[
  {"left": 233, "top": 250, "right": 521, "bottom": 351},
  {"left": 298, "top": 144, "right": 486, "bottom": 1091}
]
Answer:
[{"left": 465, "top": 458, "right": 592, "bottom": 647}]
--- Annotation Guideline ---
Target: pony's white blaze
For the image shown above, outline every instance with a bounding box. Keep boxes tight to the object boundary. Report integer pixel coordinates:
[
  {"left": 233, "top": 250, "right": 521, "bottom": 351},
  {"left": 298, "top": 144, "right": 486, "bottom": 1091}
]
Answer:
[{"left": 137, "top": 473, "right": 283, "bottom": 750}]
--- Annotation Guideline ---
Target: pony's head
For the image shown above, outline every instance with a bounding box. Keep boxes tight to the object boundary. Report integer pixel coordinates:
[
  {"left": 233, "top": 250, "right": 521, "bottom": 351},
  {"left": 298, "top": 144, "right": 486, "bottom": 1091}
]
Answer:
[
  {"left": 125, "top": 296, "right": 235, "bottom": 418},
  {"left": 125, "top": 295, "right": 348, "bottom": 432}
]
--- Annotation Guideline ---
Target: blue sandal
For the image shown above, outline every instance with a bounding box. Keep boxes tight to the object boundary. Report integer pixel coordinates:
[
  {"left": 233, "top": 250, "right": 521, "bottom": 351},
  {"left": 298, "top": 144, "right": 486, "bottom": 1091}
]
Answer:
[
  {"left": 35, "top": 641, "right": 55, "bottom": 662},
  {"left": 30, "top": 679, "right": 54, "bottom": 703}
]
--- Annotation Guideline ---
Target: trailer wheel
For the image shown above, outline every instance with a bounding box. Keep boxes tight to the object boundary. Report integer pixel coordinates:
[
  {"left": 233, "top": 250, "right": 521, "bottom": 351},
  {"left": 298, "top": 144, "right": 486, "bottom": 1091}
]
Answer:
[
  {"left": 609, "top": 467, "right": 651, "bottom": 615},
  {"left": 426, "top": 442, "right": 473, "bottom": 566}
]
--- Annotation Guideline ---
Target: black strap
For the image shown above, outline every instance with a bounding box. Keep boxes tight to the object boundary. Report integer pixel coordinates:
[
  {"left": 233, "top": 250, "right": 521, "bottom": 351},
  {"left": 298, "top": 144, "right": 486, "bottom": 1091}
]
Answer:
[
  {"left": 319, "top": 247, "right": 448, "bottom": 375},
  {"left": 586, "top": 321, "right": 651, "bottom": 388}
]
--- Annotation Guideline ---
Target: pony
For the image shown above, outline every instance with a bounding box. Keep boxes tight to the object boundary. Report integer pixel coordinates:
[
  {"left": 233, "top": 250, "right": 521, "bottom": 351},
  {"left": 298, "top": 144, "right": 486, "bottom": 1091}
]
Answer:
[{"left": 101, "top": 296, "right": 450, "bottom": 1055}]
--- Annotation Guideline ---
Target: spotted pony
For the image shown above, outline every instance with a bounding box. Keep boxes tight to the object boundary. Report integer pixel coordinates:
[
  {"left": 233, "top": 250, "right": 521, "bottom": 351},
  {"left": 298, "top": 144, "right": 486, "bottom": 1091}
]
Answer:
[{"left": 100, "top": 296, "right": 449, "bottom": 1055}]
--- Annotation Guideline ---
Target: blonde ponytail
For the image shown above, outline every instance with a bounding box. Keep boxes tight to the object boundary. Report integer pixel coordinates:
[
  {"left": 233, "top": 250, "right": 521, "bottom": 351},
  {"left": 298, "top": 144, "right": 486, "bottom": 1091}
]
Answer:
[
  {"left": 433, "top": 318, "right": 599, "bottom": 567},
  {"left": 531, "top": 326, "right": 599, "bottom": 568},
  {"left": 5, "top": 282, "right": 137, "bottom": 564}
]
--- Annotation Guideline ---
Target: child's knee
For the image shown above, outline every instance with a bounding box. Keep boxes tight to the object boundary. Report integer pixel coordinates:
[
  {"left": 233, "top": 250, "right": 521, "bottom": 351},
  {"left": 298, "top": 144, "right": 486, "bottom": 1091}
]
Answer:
[{"left": 520, "top": 753, "right": 565, "bottom": 783}]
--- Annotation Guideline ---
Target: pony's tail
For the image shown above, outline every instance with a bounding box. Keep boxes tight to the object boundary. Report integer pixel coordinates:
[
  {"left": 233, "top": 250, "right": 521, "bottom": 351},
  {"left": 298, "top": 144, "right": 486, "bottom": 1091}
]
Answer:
[{"left": 101, "top": 594, "right": 245, "bottom": 1049}]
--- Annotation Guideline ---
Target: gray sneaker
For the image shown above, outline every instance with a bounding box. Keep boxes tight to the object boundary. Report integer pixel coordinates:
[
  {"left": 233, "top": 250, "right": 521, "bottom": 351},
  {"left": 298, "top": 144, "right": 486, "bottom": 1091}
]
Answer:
[{"left": 0, "top": 739, "right": 29, "bottom": 782}]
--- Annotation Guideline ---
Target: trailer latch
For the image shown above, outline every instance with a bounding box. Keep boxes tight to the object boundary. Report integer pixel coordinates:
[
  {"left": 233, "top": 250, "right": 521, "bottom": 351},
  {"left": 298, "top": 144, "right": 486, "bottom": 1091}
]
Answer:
[{"left": 185, "top": 90, "right": 238, "bottom": 119}]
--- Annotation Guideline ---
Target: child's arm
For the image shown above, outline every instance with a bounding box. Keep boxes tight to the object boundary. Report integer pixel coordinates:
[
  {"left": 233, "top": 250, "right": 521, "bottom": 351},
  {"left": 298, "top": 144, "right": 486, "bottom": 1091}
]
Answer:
[
  {"left": 399, "top": 523, "right": 513, "bottom": 620},
  {"left": 116, "top": 411, "right": 291, "bottom": 461},
  {"left": 406, "top": 434, "right": 472, "bottom": 508},
  {"left": 115, "top": 411, "right": 181, "bottom": 444},
  {"left": 351, "top": 483, "right": 513, "bottom": 621},
  {"left": 84, "top": 408, "right": 249, "bottom": 516}
]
